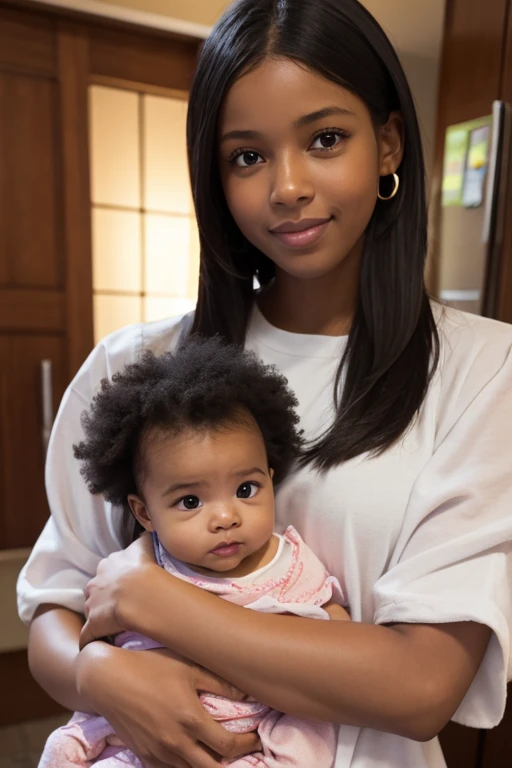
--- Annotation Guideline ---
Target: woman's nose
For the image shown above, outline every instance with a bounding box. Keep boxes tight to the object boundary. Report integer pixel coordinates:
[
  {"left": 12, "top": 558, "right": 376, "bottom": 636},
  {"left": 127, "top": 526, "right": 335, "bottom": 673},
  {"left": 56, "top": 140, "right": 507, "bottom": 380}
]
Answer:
[{"left": 269, "top": 154, "right": 315, "bottom": 208}]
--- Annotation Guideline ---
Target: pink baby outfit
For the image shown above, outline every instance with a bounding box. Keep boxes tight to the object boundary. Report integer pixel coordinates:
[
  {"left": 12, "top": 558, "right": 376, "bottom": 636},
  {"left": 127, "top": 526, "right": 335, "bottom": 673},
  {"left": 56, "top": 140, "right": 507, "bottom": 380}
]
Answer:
[{"left": 39, "top": 526, "right": 344, "bottom": 768}]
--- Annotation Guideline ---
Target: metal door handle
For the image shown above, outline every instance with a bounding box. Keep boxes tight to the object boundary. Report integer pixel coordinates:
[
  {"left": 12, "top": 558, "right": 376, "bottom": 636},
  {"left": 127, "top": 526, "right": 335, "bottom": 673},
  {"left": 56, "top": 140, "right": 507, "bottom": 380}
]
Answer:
[{"left": 41, "top": 360, "right": 53, "bottom": 457}]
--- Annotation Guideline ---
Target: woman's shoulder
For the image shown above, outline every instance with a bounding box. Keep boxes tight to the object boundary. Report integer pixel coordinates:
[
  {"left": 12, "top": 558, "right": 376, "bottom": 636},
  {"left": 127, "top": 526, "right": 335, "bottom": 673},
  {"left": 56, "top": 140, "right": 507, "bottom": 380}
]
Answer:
[
  {"left": 435, "top": 303, "right": 512, "bottom": 373},
  {"left": 71, "top": 312, "right": 194, "bottom": 403},
  {"left": 431, "top": 303, "right": 512, "bottom": 435}
]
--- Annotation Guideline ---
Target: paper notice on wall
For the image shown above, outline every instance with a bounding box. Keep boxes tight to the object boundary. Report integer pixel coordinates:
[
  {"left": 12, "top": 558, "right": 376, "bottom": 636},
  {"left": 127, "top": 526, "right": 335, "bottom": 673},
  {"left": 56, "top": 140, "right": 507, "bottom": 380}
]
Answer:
[
  {"left": 442, "top": 126, "right": 469, "bottom": 207},
  {"left": 462, "top": 124, "right": 490, "bottom": 208},
  {"left": 442, "top": 115, "right": 492, "bottom": 208}
]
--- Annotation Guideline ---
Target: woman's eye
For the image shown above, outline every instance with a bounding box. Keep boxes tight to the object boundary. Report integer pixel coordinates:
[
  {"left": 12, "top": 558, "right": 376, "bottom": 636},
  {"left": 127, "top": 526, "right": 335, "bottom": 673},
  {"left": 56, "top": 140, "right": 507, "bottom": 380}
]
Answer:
[
  {"left": 232, "top": 150, "right": 263, "bottom": 168},
  {"left": 310, "top": 131, "right": 344, "bottom": 151},
  {"left": 236, "top": 482, "right": 258, "bottom": 499},
  {"left": 177, "top": 495, "right": 202, "bottom": 510}
]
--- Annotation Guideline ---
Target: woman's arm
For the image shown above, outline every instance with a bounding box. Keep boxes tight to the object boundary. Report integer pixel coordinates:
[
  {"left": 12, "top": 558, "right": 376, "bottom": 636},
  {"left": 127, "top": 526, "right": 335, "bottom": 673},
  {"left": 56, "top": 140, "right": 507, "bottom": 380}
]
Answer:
[
  {"left": 82, "top": 560, "right": 491, "bottom": 743},
  {"left": 30, "top": 604, "right": 261, "bottom": 767},
  {"left": 29, "top": 605, "right": 90, "bottom": 712}
]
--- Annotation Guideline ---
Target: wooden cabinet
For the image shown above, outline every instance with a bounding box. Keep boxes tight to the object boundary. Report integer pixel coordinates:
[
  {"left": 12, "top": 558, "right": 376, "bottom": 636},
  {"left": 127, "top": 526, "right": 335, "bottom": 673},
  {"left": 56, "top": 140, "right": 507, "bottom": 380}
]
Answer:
[
  {"left": 0, "top": 0, "right": 200, "bottom": 724},
  {"left": 0, "top": 3, "right": 200, "bottom": 552}
]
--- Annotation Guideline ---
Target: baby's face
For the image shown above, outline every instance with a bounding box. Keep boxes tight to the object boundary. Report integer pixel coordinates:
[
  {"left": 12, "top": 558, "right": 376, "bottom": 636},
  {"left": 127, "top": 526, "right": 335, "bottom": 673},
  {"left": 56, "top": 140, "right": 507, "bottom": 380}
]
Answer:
[{"left": 128, "top": 420, "right": 276, "bottom": 578}]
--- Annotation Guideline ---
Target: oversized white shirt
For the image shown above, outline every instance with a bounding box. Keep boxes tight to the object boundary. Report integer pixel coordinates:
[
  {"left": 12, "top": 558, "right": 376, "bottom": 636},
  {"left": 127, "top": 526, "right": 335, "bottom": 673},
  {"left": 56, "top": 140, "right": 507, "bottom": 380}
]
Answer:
[{"left": 18, "top": 304, "right": 512, "bottom": 768}]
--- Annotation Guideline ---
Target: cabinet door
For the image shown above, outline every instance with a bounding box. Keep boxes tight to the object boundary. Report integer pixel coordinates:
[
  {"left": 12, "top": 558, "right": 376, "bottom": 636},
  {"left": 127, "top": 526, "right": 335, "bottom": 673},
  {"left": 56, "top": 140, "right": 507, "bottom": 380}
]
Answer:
[{"left": 0, "top": 335, "right": 66, "bottom": 549}]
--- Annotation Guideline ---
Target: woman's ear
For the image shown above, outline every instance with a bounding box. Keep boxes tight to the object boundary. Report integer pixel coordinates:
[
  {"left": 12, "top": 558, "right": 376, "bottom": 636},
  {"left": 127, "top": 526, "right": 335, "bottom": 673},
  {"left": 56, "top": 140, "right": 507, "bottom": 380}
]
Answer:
[
  {"left": 269, "top": 467, "right": 275, "bottom": 480},
  {"left": 128, "top": 495, "right": 155, "bottom": 533},
  {"left": 378, "top": 110, "right": 404, "bottom": 177}
]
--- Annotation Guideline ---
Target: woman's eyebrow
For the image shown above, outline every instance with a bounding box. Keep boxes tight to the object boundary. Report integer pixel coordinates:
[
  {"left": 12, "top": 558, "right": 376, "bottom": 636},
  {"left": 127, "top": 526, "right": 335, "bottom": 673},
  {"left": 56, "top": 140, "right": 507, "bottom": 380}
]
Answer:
[
  {"left": 294, "top": 105, "right": 355, "bottom": 128},
  {"left": 220, "top": 106, "right": 355, "bottom": 143}
]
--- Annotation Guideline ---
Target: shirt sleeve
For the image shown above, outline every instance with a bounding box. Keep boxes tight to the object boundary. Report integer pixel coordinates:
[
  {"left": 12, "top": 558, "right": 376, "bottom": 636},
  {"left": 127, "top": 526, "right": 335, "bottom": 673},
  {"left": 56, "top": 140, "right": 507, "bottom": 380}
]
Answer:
[
  {"left": 17, "top": 316, "right": 187, "bottom": 624},
  {"left": 372, "top": 322, "right": 512, "bottom": 729}
]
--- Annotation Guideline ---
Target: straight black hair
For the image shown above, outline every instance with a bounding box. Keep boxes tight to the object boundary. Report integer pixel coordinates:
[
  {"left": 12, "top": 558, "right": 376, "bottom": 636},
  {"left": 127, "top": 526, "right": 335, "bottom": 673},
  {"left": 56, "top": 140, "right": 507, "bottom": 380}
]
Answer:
[{"left": 187, "top": 0, "right": 440, "bottom": 467}]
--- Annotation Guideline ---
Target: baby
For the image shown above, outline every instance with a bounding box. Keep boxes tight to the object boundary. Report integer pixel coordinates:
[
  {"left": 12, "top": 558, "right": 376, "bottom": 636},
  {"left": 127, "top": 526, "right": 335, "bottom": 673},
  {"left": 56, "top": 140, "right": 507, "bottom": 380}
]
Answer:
[{"left": 39, "top": 336, "right": 348, "bottom": 768}]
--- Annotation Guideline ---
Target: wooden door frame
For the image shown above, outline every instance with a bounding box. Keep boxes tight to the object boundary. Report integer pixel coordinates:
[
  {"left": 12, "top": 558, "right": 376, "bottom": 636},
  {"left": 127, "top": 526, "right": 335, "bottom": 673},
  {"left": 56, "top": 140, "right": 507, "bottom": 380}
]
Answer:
[{"left": 0, "top": 0, "right": 201, "bottom": 725}]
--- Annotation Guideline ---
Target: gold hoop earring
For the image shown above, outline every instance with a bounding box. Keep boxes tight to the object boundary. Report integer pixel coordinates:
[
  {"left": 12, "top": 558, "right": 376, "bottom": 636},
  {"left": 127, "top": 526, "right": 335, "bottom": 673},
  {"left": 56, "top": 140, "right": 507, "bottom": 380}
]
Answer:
[{"left": 377, "top": 173, "right": 400, "bottom": 201}]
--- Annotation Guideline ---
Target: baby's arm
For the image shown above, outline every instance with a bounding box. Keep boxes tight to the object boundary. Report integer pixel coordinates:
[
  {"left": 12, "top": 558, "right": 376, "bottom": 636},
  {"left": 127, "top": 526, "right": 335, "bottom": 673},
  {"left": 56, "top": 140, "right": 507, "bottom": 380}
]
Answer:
[{"left": 323, "top": 600, "right": 351, "bottom": 621}]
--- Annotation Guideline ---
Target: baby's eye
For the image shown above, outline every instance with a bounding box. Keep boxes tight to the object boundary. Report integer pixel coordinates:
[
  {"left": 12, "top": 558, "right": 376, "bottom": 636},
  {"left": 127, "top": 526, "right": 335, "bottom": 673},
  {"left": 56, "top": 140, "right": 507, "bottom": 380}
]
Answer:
[
  {"left": 236, "top": 482, "right": 259, "bottom": 499},
  {"left": 177, "top": 495, "right": 202, "bottom": 510},
  {"left": 232, "top": 150, "right": 263, "bottom": 168},
  {"left": 310, "top": 131, "right": 345, "bottom": 151}
]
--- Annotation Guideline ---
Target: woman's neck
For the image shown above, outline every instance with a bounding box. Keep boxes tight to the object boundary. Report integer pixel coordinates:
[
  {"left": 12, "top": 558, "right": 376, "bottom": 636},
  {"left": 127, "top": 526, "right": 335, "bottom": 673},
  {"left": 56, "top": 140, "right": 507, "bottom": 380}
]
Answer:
[{"left": 257, "top": 262, "right": 360, "bottom": 337}]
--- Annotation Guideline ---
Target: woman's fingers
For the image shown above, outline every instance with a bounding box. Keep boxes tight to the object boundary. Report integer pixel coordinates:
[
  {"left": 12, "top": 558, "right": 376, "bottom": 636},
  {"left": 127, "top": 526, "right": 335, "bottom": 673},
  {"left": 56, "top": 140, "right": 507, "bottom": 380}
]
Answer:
[
  {"left": 193, "top": 712, "right": 261, "bottom": 761},
  {"left": 195, "top": 667, "right": 247, "bottom": 702}
]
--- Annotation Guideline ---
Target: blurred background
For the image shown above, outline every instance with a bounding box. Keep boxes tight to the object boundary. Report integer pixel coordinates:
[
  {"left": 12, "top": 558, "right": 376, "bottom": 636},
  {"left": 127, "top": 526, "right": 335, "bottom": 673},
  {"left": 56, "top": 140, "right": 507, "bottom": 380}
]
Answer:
[{"left": 0, "top": 0, "right": 511, "bottom": 765}]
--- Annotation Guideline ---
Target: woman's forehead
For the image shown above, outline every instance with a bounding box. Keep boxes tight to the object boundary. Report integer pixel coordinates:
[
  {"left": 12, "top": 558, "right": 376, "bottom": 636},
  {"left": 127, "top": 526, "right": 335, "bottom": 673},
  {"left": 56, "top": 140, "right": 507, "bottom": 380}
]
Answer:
[{"left": 219, "top": 58, "right": 364, "bottom": 131}]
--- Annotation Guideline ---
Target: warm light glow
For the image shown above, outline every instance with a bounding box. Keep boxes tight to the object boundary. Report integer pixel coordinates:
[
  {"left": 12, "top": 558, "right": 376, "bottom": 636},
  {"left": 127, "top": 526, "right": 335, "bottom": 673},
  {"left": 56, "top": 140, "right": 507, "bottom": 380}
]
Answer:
[
  {"left": 89, "top": 86, "right": 140, "bottom": 207},
  {"left": 143, "top": 95, "right": 191, "bottom": 214},
  {"left": 92, "top": 209, "right": 142, "bottom": 292},
  {"left": 89, "top": 86, "right": 199, "bottom": 344},
  {"left": 144, "top": 215, "right": 191, "bottom": 296},
  {"left": 144, "top": 296, "right": 196, "bottom": 323},
  {"left": 94, "top": 294, "right": 142, "bottom": 341}
]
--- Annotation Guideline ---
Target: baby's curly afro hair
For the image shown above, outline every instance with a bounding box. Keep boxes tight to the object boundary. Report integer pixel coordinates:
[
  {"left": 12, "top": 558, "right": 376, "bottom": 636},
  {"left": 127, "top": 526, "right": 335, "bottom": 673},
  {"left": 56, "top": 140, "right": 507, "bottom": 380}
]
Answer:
[{"left": 73, "top": 336, "right": 303, "bottom": 511}]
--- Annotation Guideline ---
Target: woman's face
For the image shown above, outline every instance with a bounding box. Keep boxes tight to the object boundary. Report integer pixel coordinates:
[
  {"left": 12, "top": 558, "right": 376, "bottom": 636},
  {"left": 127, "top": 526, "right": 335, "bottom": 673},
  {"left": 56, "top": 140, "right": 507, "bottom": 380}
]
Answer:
[{"left": 218, "top": 57, "right": 402, "bottom": 283}]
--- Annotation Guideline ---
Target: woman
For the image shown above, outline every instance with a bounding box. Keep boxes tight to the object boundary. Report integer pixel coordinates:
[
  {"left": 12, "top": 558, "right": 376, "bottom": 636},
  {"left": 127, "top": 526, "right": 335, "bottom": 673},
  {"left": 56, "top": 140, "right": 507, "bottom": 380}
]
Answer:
[{"left": 19, "top": 0, "right": 512, "bottom": 766}]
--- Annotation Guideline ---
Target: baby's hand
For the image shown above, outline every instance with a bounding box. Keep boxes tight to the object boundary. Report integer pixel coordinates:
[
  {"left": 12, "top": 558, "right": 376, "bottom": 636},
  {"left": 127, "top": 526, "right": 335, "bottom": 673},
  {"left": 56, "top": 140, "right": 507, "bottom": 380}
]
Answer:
[{"left": 323, "top": 600, "right": 351, "bottom": 621}]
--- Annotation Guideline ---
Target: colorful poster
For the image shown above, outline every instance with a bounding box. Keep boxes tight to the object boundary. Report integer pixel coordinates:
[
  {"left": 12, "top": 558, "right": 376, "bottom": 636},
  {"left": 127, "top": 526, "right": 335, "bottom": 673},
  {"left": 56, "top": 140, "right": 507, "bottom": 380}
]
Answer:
[
  {"left": 441, "top": 115, "right": 492, "bottom": 208},
  {"left": 462, "top": 124, "right": 490, "bottom": 208},
  {"left": 442, "top": 127, "right": 469, "bottom": 207}
]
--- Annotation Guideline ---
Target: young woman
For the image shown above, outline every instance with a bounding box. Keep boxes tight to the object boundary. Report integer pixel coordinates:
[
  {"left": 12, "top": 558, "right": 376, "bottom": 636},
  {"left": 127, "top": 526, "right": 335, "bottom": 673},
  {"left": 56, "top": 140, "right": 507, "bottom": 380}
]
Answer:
[{"left": 19, "top": 1, "right": 512, "bottom": 767}]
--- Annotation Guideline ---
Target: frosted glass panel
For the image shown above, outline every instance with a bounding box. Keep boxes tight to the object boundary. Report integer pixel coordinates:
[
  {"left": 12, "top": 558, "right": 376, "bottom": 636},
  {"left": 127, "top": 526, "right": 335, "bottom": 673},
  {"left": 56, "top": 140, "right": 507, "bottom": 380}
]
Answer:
[
  {"left": 90, "top": 86, "right": 140, "bottom": 207},
  {"left": 94, "top": 294, "right": 142, "bottom": 344},
  {"left": 144, "top": 215, "right": 190, "bottom": 295},
  {"left": 144, "top": 296, "right": 196, "bottom": 323},
  {"left": 143, "top": 96, "right": 190, "bottom": 214},
  {"left": 92, "top": 208, "right": 141, "bottom": 292}
]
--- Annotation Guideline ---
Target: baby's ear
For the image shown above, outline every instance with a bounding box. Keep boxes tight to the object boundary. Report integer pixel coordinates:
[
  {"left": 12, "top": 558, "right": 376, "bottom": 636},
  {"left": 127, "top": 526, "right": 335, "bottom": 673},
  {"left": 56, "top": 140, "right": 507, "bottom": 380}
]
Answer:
[
  {"left": 269, "top": 467, "right": 275, "bottom": 480},
  {"left": 128, "top": 495, "right": 155, "bottom": 532}
]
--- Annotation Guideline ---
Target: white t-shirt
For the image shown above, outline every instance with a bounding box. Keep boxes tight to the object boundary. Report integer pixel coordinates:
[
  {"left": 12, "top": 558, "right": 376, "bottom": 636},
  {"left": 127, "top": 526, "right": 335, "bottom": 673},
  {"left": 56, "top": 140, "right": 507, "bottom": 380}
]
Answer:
[{"left": 17, "top": 303, "right": 512, "bottom": 768}]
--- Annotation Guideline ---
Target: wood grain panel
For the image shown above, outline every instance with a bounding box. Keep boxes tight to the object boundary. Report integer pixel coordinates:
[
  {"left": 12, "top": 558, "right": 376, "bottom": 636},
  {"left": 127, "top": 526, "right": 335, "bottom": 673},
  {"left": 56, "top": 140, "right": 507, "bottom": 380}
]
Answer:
[
  {"left": 0, "top": 649, "right": 66, "bottom": 726},
  {"left": 89, "top": 25, "right": 199, "bottom": 92},
  {"left": 439, "top": 0, "right": 508, "bottom": 127},
  {"left": 57, "top": 24, "right": 94, "bottom": 379},
  {"left": 0, "top": 72, "right": 61, "bottom": 288},
  {"left": 481, "top": 684, "right": 512, "bottom": 766},
  {"left": 427, "top": 0, "right": 510, "bottom": 296},
  {"left": 0, "top": 334, "right": 66, "bottom": 549},
  {"left": 439, "top": 721, "right": 481, "bottom": 768},
  {"left": 0, "top": 6, "right": 55, "bottom": 78},
  {"left": 0, "top": 289, "right": 64, "bottom": 331}
]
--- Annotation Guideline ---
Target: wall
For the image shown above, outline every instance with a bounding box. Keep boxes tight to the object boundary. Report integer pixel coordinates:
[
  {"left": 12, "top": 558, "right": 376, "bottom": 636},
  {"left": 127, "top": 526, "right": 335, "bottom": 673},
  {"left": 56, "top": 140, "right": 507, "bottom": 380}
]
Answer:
[{"left": 90, "top": 0, "right": 230, "bottom": 26}]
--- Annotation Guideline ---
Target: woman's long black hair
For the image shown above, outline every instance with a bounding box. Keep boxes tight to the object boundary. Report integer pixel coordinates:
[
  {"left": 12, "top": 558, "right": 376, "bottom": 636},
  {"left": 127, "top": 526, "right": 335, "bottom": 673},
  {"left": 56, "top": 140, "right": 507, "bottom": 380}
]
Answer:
[{"left": 187, "top": 0, "right": 440, "bottom": 467}]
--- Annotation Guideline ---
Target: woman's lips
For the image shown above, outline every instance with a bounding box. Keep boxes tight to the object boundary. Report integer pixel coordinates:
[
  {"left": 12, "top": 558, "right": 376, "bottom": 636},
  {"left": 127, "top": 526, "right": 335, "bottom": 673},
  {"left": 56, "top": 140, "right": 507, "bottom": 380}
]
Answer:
[
  {"left": 270, "top": 218, "right": 332, "bottom": 248},
  {"left": 210, "top": 543, "right": 241, "bottom": 557}
]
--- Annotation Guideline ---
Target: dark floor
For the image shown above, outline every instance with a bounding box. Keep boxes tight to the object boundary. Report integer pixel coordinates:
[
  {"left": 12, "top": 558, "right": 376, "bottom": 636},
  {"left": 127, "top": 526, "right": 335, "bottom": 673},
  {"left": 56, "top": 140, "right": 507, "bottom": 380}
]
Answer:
[{"left": 0, "top": 714, "right": 70, "bottom": 768}]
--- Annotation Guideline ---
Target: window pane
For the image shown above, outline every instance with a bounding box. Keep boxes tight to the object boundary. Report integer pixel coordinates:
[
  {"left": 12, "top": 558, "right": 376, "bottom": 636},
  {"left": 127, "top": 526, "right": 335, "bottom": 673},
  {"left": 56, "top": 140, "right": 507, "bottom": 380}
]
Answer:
[
  {"left": 143, "top": 95, "right": 190, "bottom": 214},
  {"left": 90, "top": 86, "right": 140, "bottom": 207},
  {"left": 144, "top": 296, "right": 196, "bottom": 323},
  {"left": 144, "top": 215, "right": 190, "bottom": 296},
  {"left": 92, "top": 208, "right": 141, "bottom": 292},
  {"left": 94, "top": 294, "right": 142, "bottom": 344}
]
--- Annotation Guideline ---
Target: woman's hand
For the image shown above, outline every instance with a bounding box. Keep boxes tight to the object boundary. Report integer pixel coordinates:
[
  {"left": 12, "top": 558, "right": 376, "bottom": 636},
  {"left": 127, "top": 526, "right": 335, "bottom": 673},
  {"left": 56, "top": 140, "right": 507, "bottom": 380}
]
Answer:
[
  {"left": 80, "top": 533, "right": 157, "bottom": 647},
  {"left": 76, "top": 642, "right": 261, "bottom": 768}
]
